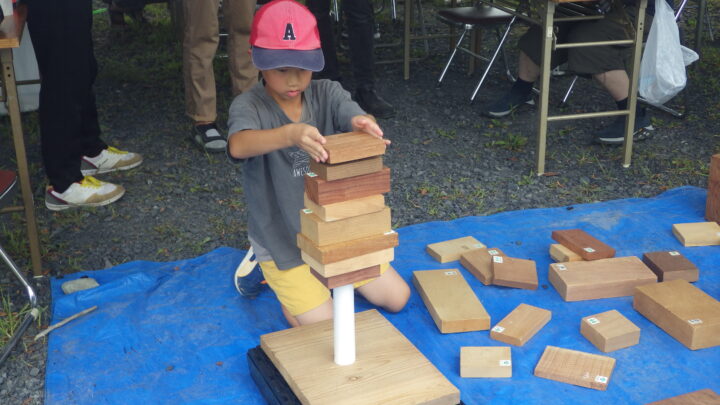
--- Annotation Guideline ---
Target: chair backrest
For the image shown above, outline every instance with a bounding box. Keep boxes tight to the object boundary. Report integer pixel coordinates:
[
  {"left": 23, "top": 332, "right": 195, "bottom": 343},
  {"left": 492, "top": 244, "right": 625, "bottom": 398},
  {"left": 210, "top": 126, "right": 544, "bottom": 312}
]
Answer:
[{"left": 0, "top": 170, "right": 17, "bottom": 208}]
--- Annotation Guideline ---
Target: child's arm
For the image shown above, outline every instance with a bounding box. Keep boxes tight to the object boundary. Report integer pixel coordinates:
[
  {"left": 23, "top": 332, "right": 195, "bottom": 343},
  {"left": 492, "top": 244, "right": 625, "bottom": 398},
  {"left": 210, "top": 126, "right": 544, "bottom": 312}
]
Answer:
[
  {"left": 351, "top": 115, "right": 391, "bottom": 145},
  {"left": 228, "top": 123, "right": 329, "bottom": 162}
]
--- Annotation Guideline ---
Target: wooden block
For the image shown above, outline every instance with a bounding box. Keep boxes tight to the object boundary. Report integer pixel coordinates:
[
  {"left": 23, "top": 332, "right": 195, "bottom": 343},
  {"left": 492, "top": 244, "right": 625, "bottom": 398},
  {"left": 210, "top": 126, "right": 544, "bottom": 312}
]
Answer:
[
  {"left": 299, "top": 206, "right": 391, "bottom": 247},
  {"left": 304, "top": 193, "right": 385, "bottom": 222},
  {"left": 642, "top": 251, "right": 699, "bottom": 282},
  {"left": 491, "top": 256, "right": 538, "bottom": 290},
  {"left": 460, "top": 248, "right": 506, "bottom": 285},
  {"left": 261, "top": 309, "right": 460, "bottom": 405},
  {"left": 322, "top": 132, "right": 387, "bottom": 164},
  {"left": 549, "top": 243, "right": 583, "bottom": 262},
  {"left": 534, "top": 346, "right": 615, "bottom": 391},
  {"left": 580, "top": 310, "right": 640, "bottom": 352},
  {"left": 426, "top": 236, "right": 486, "bottom": 263},
  {"left": 647, "top": 389, "right": 720, "bottom": 405},
  {"left": 490, "top": 303, "right": 551, "bottom": 346},
  {"left": 634, "top": 279, "right": 720, "bottom": 350},
  {"left": 304, "top": 167, "right": 390, "bottom": 206},
  {"left": 303, "top": 248, "right": 393, "bottom": 278},
  {"left": 412, "top": 269, "right": 491, "bottom": 333},
  {"left": 311, "top": 265, "right": 381, "bottom": 289},
  {"left": 551, "top": 229, "right": 615, "bottom": 260},
  {"left": 672, "top": 222, "right": 720, "bottom": 247},
  {"left": 548, "top": 256, "right": 657, "bottom": 302},
  {"left": 460, "top": 347, "right": 512, "bottom": 378},
  {"left": 310, "top": 156, "right": 383, "bottom": 182},
  {"left": 706, "top": 154, "right": 720, "bottom": 222},
  {"left": 297, "top": 231, "right": 398, "bottom": 265}
]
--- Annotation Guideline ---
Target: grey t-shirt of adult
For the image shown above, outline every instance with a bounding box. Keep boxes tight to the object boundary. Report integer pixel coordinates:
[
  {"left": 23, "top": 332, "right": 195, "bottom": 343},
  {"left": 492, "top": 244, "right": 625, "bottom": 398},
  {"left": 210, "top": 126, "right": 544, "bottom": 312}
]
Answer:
[{"left": 227, "top": 79, "right": 365, "bottom": 270}]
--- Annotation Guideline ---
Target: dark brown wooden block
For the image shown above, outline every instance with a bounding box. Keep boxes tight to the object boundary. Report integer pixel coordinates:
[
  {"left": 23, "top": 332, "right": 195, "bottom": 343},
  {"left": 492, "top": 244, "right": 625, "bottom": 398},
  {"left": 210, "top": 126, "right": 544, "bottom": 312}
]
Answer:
[
  {"left": 304, "top": 167, "right": 390, "bottom": 206},
  {"left": 706, "top": 154, "right": 720, "bottom": 222},
  {"left": 551, "top": 229, "right": 615, "bottom": 260},
  {"left": 647, "top": 389, "right": 720, "bottom": 405},
  {"left": 309, "top": 156, "right": 383, "bottom": 182},
  {"left": 323, "top": 132, "right": 387, "bottom": 164},
  {"left": 491, "top": 256, "right": 538, "bottom": 290},
  {"left": 311, "top": 265, "right": 381, "bottom": 289},
  {"left": 642, "top": 251, "right": 699, "bottom": 282},
  {"left": 297, "top": 230, "right": 399, "bottom": 264},
  {"left": 460, "top": 248, "right": 506, "bottom": 285}
]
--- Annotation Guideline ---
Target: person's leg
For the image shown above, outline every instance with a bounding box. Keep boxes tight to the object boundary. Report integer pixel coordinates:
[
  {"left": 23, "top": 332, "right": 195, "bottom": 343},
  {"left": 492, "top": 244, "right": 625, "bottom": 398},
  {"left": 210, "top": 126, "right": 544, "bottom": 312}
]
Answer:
[
  {"left": 183, "top": 0, "right": 220, "bottom": 124},
  {"left": 307, "top": 0, "right": 341, "bottom": 81},
  {"left": 594, "top": 69, "right": 629, "bottom": 101},
  {"left": 225, "top": 0, "right": 258, "bottom": 96},
  {"left": 291, "top": 299, "right": 334, "bottom": 326},
  {"left": 518, "top": 51, "right": 541, "bottom": 83},
  {"left": 355, "top": 265, "right": 410, "bottom": 313}
]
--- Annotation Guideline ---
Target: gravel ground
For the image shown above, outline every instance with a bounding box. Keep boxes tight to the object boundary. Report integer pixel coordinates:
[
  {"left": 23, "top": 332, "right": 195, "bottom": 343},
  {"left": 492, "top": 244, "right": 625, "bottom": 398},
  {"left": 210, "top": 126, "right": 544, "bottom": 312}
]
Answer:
[{"left": 0, "top": 2, "right": 718, "bottom": 403}]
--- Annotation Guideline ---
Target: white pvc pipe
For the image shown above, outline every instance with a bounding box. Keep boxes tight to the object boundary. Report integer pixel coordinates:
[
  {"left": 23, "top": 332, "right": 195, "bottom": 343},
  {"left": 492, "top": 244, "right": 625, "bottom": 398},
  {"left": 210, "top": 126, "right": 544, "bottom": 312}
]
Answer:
[{"left": 333, "top": 284, "right": 355, "bottom": 365}]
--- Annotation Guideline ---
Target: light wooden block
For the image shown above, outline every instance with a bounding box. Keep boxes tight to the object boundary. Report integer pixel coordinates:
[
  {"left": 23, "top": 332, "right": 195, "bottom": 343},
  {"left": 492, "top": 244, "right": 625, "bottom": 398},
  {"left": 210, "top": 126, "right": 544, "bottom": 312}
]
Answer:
[
  {"left": 304, "top": 193, "right": 385, "bottom": 222},
  {"left": 460, "top": 248, "right": 506, "bottom": 285},
  {"left": 642, "top": 251, "right": 699, "bottom": 282},
  {"left": 261, "top": 309, "right": 460, "bottom": 405},
  {"left": 412, "top": 269, "right": 491, "bottom": 333},
  {"left": 634, "top": 279, "right": 720, "bottom": 350},
  {"left": 297, "top": 231, "right": 398, "bottom": 265},
  {"left": 491, "top": 256, "right": 538, "bottom": 290},
  {"left": 672, "top": 222, "right": 720, "bottom": 247},
  {"left": 534, "top": 346, "right": 615, "bottom": 391},
  {"left": 304, "top": 167, "right": 390, "bottom": 206},
  {"left": 310, "top": 156, "right": 383, "bottom": 182},
  {"left": 322, "top": 132, "right": 387, "bottom": 164},
  {"left": 490, "top": 303, "right": 551, "bottom": 346},
  {"left": 426, "top": 236, "right": 486, "bottom": 263},
  {"left": 551, "top": 229, "right": 615, "bottom": 260},
  {"left": 580, "top": 310, "right": 640, "bottom": 352},
  {"left": 311, "top": 265, "right": 381, "bottom": 289},
  {"left": 303, "top": 248, "right": 393, "bottom": 278},
  {"left": 706, "top": 154, "right": 720, "bottom": 222},
  {"left": 460, "top": 347, "right": 512, "bottom": 378},
  {"left": 548, "top": 256, "right": 657, "bottom": 302},
  {"left": 647, "top": 389, "right": 720, "bottom": 405},
  {"left": 549, "top": 243, "right": 583, "bottom": 262},
  {"left": 299, "top": 206, "right": 391, "bottom": 247}
]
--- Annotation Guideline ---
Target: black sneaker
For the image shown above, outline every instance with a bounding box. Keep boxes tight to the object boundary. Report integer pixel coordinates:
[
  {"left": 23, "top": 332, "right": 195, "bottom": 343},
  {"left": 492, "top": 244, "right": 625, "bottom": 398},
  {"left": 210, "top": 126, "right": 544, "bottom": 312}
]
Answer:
[
  {"left": 485, "top": 91, "right": 535, "bottom": 118},
  {"left": 192, "top": 123, "right": 227, "bottom": 153},
  {"left": 593, "top": 111, "right": 654, "bottom": 145},
  {"left": 355, "top": 88, "right": 395, "bottom": 119},
  {"left": 234, "top": 248, "right": 265, "bottom": 299}
]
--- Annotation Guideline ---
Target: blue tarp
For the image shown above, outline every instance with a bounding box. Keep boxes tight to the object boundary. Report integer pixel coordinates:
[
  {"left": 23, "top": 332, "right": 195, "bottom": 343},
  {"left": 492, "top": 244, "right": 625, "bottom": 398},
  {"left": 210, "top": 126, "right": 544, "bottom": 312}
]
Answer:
[{"left": 45, "top": 186, "right": 720, "bottom": 404}]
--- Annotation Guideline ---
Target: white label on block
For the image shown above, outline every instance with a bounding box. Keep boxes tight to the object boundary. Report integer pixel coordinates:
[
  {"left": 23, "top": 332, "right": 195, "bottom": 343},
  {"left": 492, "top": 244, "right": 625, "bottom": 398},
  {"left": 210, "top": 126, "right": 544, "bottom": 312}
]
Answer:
[
  {"left": 306, "top": 172, "right": 317, "bottom": 177},
  {"left": 302, "top": 209, "right": 313, "bottom": 214},
  {"left": 556, "top": 264, "right": 567, "bottom": 271},
  {"left": 492, "top": 326, "right": 505, "bottom": 333},
  {"left": 595, "top": 376, "right": 608, "bottom": 384},
  {"left": 384, "top": 230, "right": 396, "bottom": 235},
  {"left": 488, "top": 249, "right": 499, "bottom": 255},
  {"left": 587, "top": 317, "right": 600, "bottom": 325},
  {"left": 493, "top": 256, "right": 504, "bottom": 264},
  {"left": 444, "top": 271, "right": 457, "bottom": 276},
  {"left": 669, "top": 251, "right": 680, "bottom": 256},
  {"left": 583, "top": 247, "right": 596, "bottom": 253},
  {"left": 688, "top": 319, "right": 703, "bottom": 325},
  {"left": 499, "top": 360, "right": 512, "bottom": 367}
]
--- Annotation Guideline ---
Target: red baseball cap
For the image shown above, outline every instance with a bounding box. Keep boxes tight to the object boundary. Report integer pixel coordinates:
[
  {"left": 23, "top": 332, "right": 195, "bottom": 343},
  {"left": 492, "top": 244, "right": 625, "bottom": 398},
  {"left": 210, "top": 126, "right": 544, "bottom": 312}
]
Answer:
[{"left": 250, "top": 0, "right": 325, "bottom": 72}]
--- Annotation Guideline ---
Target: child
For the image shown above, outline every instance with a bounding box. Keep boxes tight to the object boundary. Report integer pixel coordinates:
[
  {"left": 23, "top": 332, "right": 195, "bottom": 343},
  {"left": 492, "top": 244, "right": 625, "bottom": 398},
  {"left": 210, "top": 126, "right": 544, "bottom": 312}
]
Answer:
[{"left": 227, "top": 0, "right": 410, "bottom": 327}]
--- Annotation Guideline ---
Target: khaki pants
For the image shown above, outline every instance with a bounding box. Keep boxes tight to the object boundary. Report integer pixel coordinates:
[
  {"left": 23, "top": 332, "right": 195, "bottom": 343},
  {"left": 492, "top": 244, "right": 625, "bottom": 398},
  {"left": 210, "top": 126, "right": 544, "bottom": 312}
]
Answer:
[{"left": 182, "top": 0, "right": 258, "bottom": 123}]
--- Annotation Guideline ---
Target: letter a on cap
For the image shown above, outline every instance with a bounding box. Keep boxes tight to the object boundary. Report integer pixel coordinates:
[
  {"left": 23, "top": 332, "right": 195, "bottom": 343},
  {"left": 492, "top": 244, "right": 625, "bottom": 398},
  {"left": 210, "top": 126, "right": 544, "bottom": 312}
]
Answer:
[{"left": 283, "top": 23, "right": 296, "bottom": 41}]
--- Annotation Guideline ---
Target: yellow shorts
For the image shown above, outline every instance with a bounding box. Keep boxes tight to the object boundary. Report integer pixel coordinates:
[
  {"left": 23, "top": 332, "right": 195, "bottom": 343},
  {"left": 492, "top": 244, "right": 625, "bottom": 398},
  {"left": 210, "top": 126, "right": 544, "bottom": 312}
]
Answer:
[{"left": 259, "top": 261, "right": 388, "bottom": 316}]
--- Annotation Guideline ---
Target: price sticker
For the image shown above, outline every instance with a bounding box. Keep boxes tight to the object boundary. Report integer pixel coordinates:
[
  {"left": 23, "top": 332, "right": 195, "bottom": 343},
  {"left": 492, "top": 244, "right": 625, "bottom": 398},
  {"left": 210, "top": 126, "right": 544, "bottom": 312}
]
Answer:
[
  {"left": 556, "top": 264, "right": 567, "bottom": 271},
  {"left": 306, "top": 172, "right": 317, "bottom": 177},
  {"left": 587, "top": 317, "right": 600, "bottom": 325},
  {"left": 595, "top": 376, "right": 608, "bottom": 384},
  {"left": 493, "top": 256, "right": 504, "bottom": 264},
  {"left": 302, "top": 209, "right": 313, "bottom": 214},
  {"left": 688, "top": 319, "right": 703, "bottom": 325},
  {"left": 474, "top": 243, "right": 485, "bottom": 248},
  {"left": 384, "top": 230, "right": 396, "bottom": 235},
  {"left": 492, "top": 326, "right": 505, "bottom": 333},
  {"left": 488, "top": 249, "right": 499, "bottom": 256},
  {"left": 668, "top": 251, "right": 680, "bottom": 256},
  {"left": 444, "top": 271, "right": 457, "bottom": 276},
  {"left": 583, "top": 247, "right": 596, "bottom": 253},
  {"left": 499, "top": 360, "right": 512, "bottom": 367}
]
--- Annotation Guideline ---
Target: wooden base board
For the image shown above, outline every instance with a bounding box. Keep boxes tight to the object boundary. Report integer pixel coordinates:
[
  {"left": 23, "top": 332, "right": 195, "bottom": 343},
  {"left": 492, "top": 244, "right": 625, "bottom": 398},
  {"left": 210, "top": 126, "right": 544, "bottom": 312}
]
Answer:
[
  {"left": 490, "top": 303, "right": 551, "bottom": 346},
  {"left": 311, "top": 266, "right": 381, "bottom": 289},
  {"left": 580, "top": 309, "right": 640, "bottom": 352},
  {"left": 534, "top": 346, "right": 615, "bottom": 391},
  {"left": 260, "top": 309, "right": 460, "bottom": 405},
  {"left": 426, "top": 236, "right": 486, "bottom": 263},
  {"left": 460, "top": 346, "right": 512, "bottom": 378},
  {"left": 672, "top": 222, "right": 720, "bottom": 247},
  {"left": 642, "top": 251, "right": 699, "bottom": 282},
  {"left": 551, "top": 229, "right": 615, "bottom": 260},
  {"left": 460, "top": 248, "right": 505, "bottom": 285},
  {"left": 647, "top": 389, "right": 720, "bottom": 405}
]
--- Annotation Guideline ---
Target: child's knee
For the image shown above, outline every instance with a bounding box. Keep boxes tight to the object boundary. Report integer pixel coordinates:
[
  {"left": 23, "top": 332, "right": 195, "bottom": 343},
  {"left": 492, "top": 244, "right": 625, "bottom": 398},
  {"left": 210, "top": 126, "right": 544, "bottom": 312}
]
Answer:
[{"left": 383, "top": 282, "right": 411, "bottom": 313}]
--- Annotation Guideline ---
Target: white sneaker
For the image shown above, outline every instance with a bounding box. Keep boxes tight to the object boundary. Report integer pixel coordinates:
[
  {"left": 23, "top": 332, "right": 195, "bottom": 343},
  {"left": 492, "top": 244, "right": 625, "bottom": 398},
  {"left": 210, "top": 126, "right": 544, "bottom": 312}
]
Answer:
[
  {"left": 45, "top": 176, "right": 125, "bottom": 211},
  {"left": 81, "top": 146, "right": 143, "bottom": 176}
]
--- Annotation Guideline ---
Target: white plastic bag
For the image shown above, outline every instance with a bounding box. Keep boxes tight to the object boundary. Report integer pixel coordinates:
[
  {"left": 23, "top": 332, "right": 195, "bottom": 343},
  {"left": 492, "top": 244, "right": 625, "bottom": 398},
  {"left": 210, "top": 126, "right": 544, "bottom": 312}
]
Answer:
[
  {"left": 0, "top": 25, "right": 40, "bottom": 115},
  {"left": 638, "top": 0, "right": 697, "bottom": 106}
]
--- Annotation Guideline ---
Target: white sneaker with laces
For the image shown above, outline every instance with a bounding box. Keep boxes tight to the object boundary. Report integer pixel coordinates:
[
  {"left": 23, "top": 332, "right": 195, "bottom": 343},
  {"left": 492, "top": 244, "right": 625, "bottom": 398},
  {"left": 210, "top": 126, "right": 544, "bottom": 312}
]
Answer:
[
  {"left": 81, "top": 146, "right": 143, "bottom": 176},
  {"left": 45, "top": 176, "right": 125, "bottom": 211}
]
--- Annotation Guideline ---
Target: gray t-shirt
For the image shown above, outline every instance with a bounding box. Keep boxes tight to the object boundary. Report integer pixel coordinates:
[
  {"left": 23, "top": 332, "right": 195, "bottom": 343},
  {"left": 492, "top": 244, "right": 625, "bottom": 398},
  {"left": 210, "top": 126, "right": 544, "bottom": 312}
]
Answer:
[{"left": 228, "top": 79, "right": 365, "bottom": 270}]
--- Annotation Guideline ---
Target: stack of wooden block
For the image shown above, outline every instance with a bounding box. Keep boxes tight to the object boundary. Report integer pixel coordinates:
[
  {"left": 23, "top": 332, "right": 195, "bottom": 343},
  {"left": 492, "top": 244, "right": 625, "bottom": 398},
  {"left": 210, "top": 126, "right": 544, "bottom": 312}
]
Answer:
[{"left": 297, "top": 132, "right": 398, "bottom": 288}]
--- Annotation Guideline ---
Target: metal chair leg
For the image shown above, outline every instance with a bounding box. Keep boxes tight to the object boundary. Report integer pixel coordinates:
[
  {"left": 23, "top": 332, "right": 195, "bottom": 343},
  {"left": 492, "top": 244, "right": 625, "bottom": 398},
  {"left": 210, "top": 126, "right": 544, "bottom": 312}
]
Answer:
[
  {"left": 469, "top": 16, "right": 517, "bottom": 103},
  {"left": 561, "top": 75, "right": 579, "bottom": 105},
  {"left": 437, "top": 26, "right": 470, "bottom": 85},
  {"left": 0, "top": 245, "right": 39, "bottom": 366}
]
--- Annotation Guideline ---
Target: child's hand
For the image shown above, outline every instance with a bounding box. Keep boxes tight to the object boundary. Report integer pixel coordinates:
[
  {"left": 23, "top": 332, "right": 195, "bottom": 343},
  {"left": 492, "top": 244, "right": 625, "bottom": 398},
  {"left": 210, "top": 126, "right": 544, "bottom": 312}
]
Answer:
[
  {"left": 287, "top": 123, "right": 328, "bottom": 162},
  {"left": 351, "top": 115, "right": 390, "bottom": 145}
]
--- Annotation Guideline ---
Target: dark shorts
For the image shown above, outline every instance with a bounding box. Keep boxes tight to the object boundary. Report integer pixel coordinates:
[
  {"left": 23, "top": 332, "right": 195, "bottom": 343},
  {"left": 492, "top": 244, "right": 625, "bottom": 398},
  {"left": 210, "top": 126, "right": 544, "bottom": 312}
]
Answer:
[{"left": 518, "top": 11, "right": 639, "bottom": 75}]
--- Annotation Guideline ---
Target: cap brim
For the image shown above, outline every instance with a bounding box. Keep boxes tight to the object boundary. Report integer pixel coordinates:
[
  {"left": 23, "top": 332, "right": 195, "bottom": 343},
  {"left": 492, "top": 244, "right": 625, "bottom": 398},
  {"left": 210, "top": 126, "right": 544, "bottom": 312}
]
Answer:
[{"left": 252, "top": 47, "right": 325, "bottom": 72}]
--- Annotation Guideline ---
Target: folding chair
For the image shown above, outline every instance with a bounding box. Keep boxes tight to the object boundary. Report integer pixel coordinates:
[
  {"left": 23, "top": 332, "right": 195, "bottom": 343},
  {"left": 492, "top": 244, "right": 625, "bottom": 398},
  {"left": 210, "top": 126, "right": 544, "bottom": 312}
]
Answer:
[
  {"left": 436, "top": 3, "right": 517, "bottom": 103},
  {"left": 0, "top": 170, "right": 39, "bottom": 367}
]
